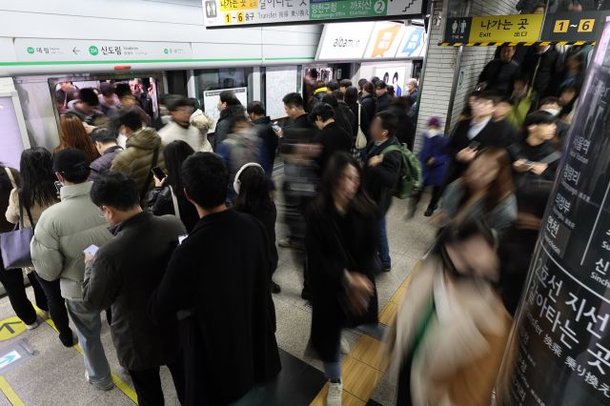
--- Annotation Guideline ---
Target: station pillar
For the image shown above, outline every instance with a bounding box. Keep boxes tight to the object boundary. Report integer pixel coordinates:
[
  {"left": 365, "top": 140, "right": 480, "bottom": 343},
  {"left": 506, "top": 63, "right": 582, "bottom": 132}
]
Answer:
[{"left": 499, "top": 19, "right": 610, "bottom": 405}]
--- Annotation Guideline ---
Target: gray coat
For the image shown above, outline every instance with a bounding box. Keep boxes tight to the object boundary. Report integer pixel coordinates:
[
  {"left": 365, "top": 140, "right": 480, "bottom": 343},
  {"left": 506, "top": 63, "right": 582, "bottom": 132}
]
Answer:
[
  {"left": 31, "top": 182, "right": 112, "bottom": 300},
  {"left": 82, "top": 212, "right": 186, "bottom": 370}
]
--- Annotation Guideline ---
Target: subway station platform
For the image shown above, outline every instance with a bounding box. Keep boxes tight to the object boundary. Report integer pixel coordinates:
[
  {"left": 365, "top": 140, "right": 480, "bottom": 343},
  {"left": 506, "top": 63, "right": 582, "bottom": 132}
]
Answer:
[{"left": 0, "top": 194, "right": 436, "bottom": 406}]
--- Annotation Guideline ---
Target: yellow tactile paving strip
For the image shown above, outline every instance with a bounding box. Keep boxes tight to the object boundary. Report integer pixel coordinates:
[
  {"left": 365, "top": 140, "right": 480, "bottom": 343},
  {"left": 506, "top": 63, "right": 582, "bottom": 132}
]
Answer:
[
  {"left": 0, "top": 376, "right": 24, "bottom": 406},
  {"left": 34, "top": 307, "right": 138, "bottom": 404},
  {"left": 310, "top": 267, "right": 417, "bottom": 406}
]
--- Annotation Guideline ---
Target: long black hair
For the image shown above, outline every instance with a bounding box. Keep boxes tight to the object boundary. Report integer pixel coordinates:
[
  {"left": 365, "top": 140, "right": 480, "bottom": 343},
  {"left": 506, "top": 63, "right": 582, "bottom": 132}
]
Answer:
[
  {"left": 163, "top": 140, "right": 194, "bottom": 197},
  {"left": 233, "top": 165, "right": 273, "bottom": 216},
  {"left": 315, "top": 152, "right": 375, "bottom": 215},
  {"left": 19, "top": 148, "right": 57, "bottom": 209}
]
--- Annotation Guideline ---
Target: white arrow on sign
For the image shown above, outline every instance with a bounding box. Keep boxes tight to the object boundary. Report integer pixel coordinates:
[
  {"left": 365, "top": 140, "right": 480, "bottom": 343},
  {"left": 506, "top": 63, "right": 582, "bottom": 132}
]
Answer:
[{"left": 0, "top": 350, "right": 21, "bottom": 369}]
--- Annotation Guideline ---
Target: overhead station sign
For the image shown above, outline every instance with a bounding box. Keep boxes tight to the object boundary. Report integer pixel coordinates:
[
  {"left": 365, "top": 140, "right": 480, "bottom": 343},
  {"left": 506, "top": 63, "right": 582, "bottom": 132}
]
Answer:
[
  {"left": 441, "top": 11, "right": 610, "bottom": 46},
  {"left": 441, "top": 14, "right": 544, "bottom": 46},
  {"left": 202, "top": 0, "right": 425, "bottom": 28},
  {"left": 540, "top": 11, "right": 610, "bottom": 44},
  {"left": 14, "top": 38, "right": 192, "bottom": 62}
]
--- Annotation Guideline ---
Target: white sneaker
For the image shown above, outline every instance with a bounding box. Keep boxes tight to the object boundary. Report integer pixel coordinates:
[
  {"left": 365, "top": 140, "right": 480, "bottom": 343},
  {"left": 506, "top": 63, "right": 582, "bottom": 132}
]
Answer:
[
  {"left": 26, "top": 320, "right": 39, "bottom": 330},
  {"left": 85, "top": 371, "right": 115, "bottom": 391},
  {"left": 340, "top": 337, "right": 350, "bottom": 354},
  {"left": 327, "top": 381, "right": 343, "bottom": 406}
]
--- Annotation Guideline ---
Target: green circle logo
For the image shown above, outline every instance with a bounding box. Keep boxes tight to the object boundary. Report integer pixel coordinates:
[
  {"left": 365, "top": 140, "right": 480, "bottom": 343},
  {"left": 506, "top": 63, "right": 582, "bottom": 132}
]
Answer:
[
  {"left": 88, "top": 46, "right": 99, "bottom": 56},
  {"left": 27, "top": 47, "right": 35, "bottom": 54},
  {"left": 164, "top": 48, "right": 169, "bottom": 54}
]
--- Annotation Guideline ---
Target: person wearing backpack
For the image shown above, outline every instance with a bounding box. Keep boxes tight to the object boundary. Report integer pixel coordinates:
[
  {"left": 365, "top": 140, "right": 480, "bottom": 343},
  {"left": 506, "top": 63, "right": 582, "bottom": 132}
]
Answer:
[{"left": 363, "top": 111, "right": 401, "bottom": 272}]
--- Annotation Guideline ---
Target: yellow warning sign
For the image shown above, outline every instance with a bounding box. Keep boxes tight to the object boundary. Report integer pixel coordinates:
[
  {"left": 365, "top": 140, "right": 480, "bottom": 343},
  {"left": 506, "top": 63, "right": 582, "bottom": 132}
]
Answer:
[
  {"left": 0, "top": 317, "right": 26, "bottom": 341},
  {"left": 469, "top": 14, "right": 544, "bottom": 44},
  {"left": 219, "top": 0, "right": 258, "bottom": 11}
]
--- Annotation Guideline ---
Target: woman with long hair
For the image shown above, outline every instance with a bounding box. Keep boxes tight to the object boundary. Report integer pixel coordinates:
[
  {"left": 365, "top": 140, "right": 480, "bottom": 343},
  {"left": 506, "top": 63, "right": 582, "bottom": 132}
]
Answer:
[
  {"left": 55, "top": 113, "right": 99, "bottom": 163},
  {"left": 306, "top": 152, "right": 378, "bottom": 406},
  {"left": 148, "top": 140, "right": 198, "bottom": 232},
  {"left": 5, "top": 148, "right": 76, "bottom": 346},
  {"left": 233, "top": 163, "right": 281, "bottom": 293},
  {"left": 438, "top": 147, "right": 517, "bottom": 238},
  {"left": 385, "top": 219, "right": 511, "bottom": 405},
  {"left": 1, "top": 161, "right": 47, "bottom": 329}
]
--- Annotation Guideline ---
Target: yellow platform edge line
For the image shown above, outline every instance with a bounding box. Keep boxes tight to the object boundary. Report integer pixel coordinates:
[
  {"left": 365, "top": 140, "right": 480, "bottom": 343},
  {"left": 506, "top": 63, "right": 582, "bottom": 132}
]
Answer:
[
  {"left": 35, "top": 307, "right": 138, "bottom": 403},
  {"left": 0, "top": 376, "right": 24, "bottom": 406}
]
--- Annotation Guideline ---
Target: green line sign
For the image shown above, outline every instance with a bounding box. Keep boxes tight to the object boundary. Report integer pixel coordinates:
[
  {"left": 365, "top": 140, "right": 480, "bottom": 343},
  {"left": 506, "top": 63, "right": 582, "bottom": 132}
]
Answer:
[{"left": 203, "top": 0, "right": 424, "bottom": 28}]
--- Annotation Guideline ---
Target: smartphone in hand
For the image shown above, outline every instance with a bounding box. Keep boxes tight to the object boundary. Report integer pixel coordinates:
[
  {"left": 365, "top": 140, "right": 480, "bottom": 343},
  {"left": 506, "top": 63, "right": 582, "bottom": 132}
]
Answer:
[
  {"left": 151, "top": 166, "right": 166, "bottom": 180},
  {"left": 468, "top": 141, "right": 481, "bottom": 150},
  {"left": 83, "top": 244, "right": 99, "bottom": 256}
]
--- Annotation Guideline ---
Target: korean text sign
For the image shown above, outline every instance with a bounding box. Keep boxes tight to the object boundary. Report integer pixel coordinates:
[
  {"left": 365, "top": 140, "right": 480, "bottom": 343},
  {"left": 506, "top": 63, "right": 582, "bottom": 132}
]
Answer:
[
  {"left": 469, "top": 14, "right": 544, "bottom": 43},
  {"left": 504, "top": 19, "right": 610, "bottom": 405}
]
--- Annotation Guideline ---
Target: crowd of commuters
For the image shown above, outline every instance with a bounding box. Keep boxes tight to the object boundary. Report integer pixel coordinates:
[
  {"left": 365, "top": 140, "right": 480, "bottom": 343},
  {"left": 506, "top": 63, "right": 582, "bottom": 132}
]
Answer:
[
  {"left": 0, "top": 49, "right": 576, "bottom": 405},
  {"left": 476, "top": 2, "right": 595, "bottom": 128}
]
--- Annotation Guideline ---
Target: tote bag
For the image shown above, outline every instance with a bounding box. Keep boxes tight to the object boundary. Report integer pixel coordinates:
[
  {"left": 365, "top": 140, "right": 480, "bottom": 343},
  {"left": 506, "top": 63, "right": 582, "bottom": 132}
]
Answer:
[
  {"left": 0, "top": 169, "right": 35, "bottom": 269},
  {"left": 355, "top": 103, "right": 368, "bottom": 150}
]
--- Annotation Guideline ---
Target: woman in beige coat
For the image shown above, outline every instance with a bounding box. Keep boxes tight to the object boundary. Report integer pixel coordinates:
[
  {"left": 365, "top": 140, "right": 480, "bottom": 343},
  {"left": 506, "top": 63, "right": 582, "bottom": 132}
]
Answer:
[
  {"left": 385, "top": 220, "right": 512, "bottom": 405},
  {"left": 5, "top": 148, "right": 76, "bottom": 346}
]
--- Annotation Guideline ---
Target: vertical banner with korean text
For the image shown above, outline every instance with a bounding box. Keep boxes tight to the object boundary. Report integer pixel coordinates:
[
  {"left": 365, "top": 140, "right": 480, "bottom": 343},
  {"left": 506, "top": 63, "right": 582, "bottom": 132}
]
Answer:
[{"left": 503, "top": 18, "right": 610, "bottom": 405}]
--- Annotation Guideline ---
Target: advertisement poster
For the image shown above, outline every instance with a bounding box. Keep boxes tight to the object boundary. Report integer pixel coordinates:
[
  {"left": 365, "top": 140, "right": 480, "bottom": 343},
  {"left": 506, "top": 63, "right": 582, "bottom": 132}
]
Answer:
[
  {"left": 503, "top": 19, "right": 610, "bottom": 405},
  {"left": 395, "top": 25, "right": 426, "bottom": 59},
  {"left": 316, "top": 22, "right": 374, "bottom": 61},
  {"left": 374, "top": 66, "right": 406, "bottom": 97},
  {"left": 363, "top": 22, "right": 406, "bottom": 59},
  {"left": 203, "top": 87, "right": 248, "bottom": 133}
]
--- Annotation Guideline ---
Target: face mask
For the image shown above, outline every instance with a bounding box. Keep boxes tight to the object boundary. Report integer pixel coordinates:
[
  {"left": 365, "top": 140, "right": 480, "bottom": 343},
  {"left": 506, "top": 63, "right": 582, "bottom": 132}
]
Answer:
[{"left": 541, "top": 107, "right": 560, "bottom": 117}]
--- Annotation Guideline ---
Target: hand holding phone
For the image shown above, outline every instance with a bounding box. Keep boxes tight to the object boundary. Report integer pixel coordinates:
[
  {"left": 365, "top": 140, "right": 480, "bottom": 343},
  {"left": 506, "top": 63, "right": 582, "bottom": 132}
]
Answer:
[
  {"left": 83, "top": 244, "right": 99, "bottom": 256},
  {"left": 83, "top": 244, "right": 99, "bottom": 265},
  {"left": 151, "top": 166, "right": 166, "bottom": 181}
]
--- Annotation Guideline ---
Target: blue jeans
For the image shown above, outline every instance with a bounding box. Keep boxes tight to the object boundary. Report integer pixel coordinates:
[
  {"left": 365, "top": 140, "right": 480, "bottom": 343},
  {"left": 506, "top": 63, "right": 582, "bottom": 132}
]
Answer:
[
  {"left": 377, "top": 217, "right": 391, "bottom": 269},
  {"left": 66, "top": 299, "right": 112, "bottom": 387}
]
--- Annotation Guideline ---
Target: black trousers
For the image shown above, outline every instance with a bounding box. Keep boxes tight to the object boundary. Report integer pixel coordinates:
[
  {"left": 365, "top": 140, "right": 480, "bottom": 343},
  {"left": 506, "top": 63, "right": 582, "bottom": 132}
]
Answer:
[
  {"left": 0, "top": 268, "right": 47, "bottom": 325},
  {"left": 413, "top": 186, "right": 443, "bottom": 211},
  {"left": 34, "top": 276, "right": 73, "bottom": 345},
  {"left": 128, "top": 361, "right": 185, "bottom": 406}
]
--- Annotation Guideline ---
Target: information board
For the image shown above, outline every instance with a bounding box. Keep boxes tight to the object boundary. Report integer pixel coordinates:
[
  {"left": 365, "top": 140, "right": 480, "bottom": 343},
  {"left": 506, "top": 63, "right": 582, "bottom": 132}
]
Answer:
[
  {"left": 203, "top": 87, "right": 248, "bottom": 133},
  {"left": 203, "top": 0, "right": 424, "bottom": 28},
  {"left": 504, "top": 18, "right": 610, "bottom": 405},
  {"left": 265, "top": 66, "right": 298, "bottom": 120}
]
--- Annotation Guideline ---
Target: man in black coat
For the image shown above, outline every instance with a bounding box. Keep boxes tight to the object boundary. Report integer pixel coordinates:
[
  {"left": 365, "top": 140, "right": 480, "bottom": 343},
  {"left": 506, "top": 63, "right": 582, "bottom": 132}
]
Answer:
[
  {"left": 446, "top": 90, "right": 517, "bottom": 183},
  {"left": 309, "top": 103, "right": 352, "bottom": 175},
  {"left": 88, "top": 128, "right": 123, "bottom": 181},
  {"left": 522, "top": 45, "right": 561, "bottom": 103},
  {"left": 149, "top": 152, "right": 281, "bottom": 406},
  {"left": 478, "top": 45, "right": 521, "bottom": 97},
  {"left": 278, "top": 93, "right": 320, "bottom": 299},
  {"left": 83, "top": 172, "right": 186, "bottom": 404},
  {"left": 363, "top": 111, "right": 401, "bottom": 272},
  {"left": 374, "top": 81, "right": 393, "bottom": 113},
  {"left": 247, "top": 101, "right": 278, "bottom": 178}
]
